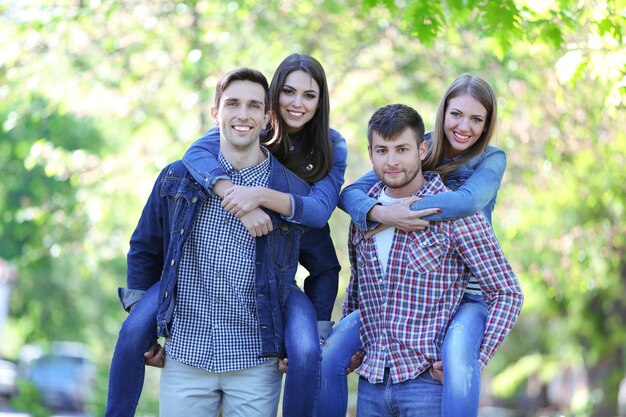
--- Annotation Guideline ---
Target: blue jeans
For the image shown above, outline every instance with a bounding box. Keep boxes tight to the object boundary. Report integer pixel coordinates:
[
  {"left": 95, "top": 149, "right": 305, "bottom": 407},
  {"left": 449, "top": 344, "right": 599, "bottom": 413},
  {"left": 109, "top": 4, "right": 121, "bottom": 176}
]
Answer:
[
  {"left": 316, "top": 294, "right": 487, "bottom": 417},
  {"left": 282, "top": 284, "right": 322, "bottom": 417},
  {"left": 316, "top": 310, "right": 362, "bottom": 417},
  {"left": 105, "top": 282, "right": 321, "bottom": 417},
  {"left": 105, "top": 283, "right": 159, "bottom": 417},
  {"left": 441, "top": 293, "right": 487, "bottom": 417},
  {"left": 357, "top": 369, "right": 443, "bottom": 417},
  {"left": 299, "top": 223, "right": 341, "bottom": 321}
]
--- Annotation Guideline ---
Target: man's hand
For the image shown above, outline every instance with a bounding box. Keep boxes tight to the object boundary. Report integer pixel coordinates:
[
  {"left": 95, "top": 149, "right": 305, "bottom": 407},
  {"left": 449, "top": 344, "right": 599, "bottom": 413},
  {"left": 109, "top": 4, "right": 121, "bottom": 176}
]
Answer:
[
  {"left": 144, "top": 342, "right": 165, "bottom": 368},
  {"left": 239, "top": 208, "right": 273, "bottom": 237},
  {"left": 278, "top": 358, "right": 288, "bottom": 374},
  {"left": 369, "top": 196, "right": 440, "bottom": 232},
  {"left": 428, "top": 360, "right": 444, "bottom": 383},
  {"left": 222, "top": 185, "right": 262, "bottom": 217},
  {"left": 345, "top": 350, "right": 365, "bottom": 375}
]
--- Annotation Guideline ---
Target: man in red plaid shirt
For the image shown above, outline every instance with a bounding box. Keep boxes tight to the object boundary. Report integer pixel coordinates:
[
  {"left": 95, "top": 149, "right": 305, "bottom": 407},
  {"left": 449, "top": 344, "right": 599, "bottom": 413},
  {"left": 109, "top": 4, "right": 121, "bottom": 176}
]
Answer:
[{"left": 343, "top": 104, "right": 523, "bottom": 417}]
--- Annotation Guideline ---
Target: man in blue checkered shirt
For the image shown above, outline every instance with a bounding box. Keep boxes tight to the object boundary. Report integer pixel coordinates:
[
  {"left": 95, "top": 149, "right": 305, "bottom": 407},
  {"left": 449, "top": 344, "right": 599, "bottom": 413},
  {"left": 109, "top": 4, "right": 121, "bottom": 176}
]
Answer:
[
  {"left": 342, "top": 104, "right": 523, "bottom": 416},
  {"left": 125, "top": 68, "right": 311, "bottom": 416}
]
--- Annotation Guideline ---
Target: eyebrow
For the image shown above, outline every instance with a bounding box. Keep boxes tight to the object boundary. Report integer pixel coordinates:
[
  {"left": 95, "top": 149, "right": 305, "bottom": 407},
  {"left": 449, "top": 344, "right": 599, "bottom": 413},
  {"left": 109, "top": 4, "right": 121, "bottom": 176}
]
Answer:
[
  {"left": 283, "top": 83, "right": 319, "bottom": 94},
  {"left": 449, "top": 107, "right": 486, "bottom": 117}
]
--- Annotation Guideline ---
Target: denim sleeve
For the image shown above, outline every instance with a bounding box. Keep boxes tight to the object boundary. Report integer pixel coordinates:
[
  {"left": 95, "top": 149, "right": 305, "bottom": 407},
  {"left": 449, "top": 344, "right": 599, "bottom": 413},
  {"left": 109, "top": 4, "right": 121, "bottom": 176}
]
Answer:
[
  {"left": 182, "top": 127, "right": 227, "bottom": 194},
  {"left": 286, "top": 129, "right": 348, "bottom": 228},
  {"left": 337, "top": 169, "right": 380, "bottom": 231},
  {"left": 411, "top": 149, "right": 507, "bottom": 224}
]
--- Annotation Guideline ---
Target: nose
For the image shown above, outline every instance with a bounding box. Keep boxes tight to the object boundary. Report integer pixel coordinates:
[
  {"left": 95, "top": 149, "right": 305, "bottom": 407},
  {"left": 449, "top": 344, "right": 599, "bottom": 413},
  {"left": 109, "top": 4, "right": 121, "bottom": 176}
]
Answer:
[
  {"left": 386, "top": 151, "right": 399, "bottom": 166},
  {"left": 292, "top": 94, "right": 302, "bottom": 107},
  {"left": 458, "top": 117, "right": 470, "bottom": 131},
  {"left": 237, "top": 106, "right": 250, "bottom": 119}
]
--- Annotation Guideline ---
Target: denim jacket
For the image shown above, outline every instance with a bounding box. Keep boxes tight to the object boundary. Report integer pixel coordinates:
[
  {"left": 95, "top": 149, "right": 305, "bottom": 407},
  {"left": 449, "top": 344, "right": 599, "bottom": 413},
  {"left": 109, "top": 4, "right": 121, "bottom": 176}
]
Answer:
[
  {"left": 183, "top": 127, "right": 348, "bottom": 228},
  {"left": 122, "top": 157, "right": 310, "bottom": 358},
  {"left": 338, "top": 133, "right": 506, "bottom": 230}
]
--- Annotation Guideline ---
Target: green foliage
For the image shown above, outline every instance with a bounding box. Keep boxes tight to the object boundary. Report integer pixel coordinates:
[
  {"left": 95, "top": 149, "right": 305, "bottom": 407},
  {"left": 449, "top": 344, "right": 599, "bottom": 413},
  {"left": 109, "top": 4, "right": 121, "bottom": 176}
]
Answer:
[
  {"left": 10, "top": 380, "right": 52, "bottom": 417},
  {"left": 1, "top": 0, "right": 625, "bottom": 415}
]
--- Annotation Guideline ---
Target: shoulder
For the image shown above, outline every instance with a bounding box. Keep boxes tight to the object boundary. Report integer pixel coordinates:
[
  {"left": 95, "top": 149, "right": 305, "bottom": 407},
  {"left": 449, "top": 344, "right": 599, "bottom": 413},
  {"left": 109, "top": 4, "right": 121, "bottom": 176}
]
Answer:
[
  {"left": 329, "top": 128, "right": 348, "bottom": 149},
  {"left": 160, "top": 160, "right": 188, "bottom": 178},
  {"left": 466, "top": 145, "right": 507, "bottom": 169},
  {"left": 329, "top": 128, "right": 348, "bottom": 160}
]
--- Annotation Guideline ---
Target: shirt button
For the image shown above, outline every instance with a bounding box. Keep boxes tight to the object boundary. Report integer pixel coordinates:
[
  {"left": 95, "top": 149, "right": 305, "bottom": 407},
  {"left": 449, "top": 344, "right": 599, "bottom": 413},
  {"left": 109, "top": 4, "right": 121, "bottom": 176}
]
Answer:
[
  {"left": 170, "top": 259, "right": 175, "bottom": 266},
  {"left": 192, "top": 197, "right": 198, "bottom": 203},
  {"left": 421, "top": 241, "right": 428, "bottom": 247},
  {"left": 381, "top": 346, "right": 386, "bottom": 351},
  {"left": 378, "top": 279, "right": 383, "bottom": 284},
  {"left": 372, "top": 256, "right": 377, "bottom": 261},
  {"left": 164, "top": 291, "right": 168, "bottom": 299},
  {"left": 180, "top": 229, "right": 184, "bottom": 235}
]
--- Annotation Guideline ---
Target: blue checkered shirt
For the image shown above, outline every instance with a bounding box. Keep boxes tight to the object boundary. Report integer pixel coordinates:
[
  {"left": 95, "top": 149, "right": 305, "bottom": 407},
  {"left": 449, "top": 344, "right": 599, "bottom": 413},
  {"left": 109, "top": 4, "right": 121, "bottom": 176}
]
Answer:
[
  {"left": 166, "top": 150, "right": 270, "bottom": 372},
  {"left": 343, "top": 172, "right": 523, "bottom": 384}
]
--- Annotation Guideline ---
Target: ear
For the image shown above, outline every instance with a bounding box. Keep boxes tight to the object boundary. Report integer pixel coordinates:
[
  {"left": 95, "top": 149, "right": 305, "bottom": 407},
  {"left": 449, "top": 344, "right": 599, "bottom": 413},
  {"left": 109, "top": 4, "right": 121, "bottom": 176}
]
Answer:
[
  {"left": 210, "top": 106, "right": 218, "bottom": 121},
  {"left": 368, "top": 146, "right": 373, "bottom": 163},
  {"left": 419, "top": 140, "right": 429, "bottom": 161}
]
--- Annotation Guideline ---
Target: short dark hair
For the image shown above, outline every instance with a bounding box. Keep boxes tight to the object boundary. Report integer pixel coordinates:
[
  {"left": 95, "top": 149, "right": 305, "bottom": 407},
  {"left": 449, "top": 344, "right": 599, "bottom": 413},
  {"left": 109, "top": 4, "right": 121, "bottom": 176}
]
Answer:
[
  {"left": 214, "top": 67, "right": 269, "bottom": 110},
  {"left": 367, "top": 104, "right": 425, "bottom": 146}
]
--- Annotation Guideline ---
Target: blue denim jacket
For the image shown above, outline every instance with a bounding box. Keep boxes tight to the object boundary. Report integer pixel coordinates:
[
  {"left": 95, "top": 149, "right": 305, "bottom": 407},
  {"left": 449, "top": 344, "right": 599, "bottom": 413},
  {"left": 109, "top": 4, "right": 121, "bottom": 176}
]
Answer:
[
  {"left": 183, "top": 127, "right": 348, "bottom": 228},
  {"left": 122, "top": 157, "right": 310, "bottom": 358},
  {"left": 339, "top": 133, "right": 506, "bottom": 229}
]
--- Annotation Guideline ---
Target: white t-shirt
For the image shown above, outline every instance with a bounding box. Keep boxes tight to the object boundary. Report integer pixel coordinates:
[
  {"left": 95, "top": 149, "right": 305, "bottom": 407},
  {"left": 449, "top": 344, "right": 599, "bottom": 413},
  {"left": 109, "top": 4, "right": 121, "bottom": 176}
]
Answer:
[{"left": 374, "top": 188, "right": 408, "bottom": 274}]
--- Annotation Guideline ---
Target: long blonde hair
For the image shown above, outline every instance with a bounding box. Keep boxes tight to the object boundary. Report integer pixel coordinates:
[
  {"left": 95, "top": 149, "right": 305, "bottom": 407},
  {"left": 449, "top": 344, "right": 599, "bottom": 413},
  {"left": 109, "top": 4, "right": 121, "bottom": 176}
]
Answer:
[{"left": 423, "top": 74, "right": 497, "bottom": 178}]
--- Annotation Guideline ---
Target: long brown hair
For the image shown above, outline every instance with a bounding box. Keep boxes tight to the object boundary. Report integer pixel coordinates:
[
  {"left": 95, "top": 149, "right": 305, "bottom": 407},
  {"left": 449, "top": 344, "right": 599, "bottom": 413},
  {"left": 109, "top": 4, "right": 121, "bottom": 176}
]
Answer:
[
  {"left": 422, "top": 74, "right": 497, "bottom": 178},
  {"left": 262, "top": 54, "right": 333, "bottom": 183}
]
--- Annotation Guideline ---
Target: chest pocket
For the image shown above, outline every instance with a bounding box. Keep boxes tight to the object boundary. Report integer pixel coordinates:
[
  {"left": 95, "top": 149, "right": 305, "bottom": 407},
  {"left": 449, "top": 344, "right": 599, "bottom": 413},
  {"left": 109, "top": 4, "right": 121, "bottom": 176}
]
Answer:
[
  {"left": 161, "top": 178, "right": 197, "bottom": 235},
  {"left": 271, "top": 221, "right": 302, "bottom": 271},
  {"left": 407, "top": 231, "right": 448, "bottom": 274}
]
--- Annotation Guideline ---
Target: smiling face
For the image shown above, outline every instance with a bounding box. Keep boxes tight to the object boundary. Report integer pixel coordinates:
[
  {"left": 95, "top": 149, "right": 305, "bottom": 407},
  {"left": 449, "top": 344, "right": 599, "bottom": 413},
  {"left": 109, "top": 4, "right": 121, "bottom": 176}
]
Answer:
[
  {"left": 211, "top": 80, "right": 269, "bottom": 152},
  {"left": 369, "top": 127, "right": 429, "bottom": 198},
  {"left": 443, "top": 93, "right": 488, "bottom": 158},
  {"left": 278, "top": 70, "right": 320, "bottom": 134}
]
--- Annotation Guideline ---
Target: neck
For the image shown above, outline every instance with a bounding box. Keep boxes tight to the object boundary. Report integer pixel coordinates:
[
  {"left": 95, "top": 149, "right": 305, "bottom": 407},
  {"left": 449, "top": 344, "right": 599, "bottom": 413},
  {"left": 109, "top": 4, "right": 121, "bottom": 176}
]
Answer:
[{"left": 220, "top": 144, "right": 266, "bottom": 170}]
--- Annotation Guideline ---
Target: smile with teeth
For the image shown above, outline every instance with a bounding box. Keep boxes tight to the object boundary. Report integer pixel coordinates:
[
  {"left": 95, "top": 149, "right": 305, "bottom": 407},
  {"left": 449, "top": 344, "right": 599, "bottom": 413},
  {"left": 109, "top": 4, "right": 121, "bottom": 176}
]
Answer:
[
  {"left": 453, "top": 131, "right": 471, "bottom": 142},
  {"left": 233, "top": 125, "right": 252, "bottom": 132},
  {"left": 288, "top": 110, "right": 304, "bottom": 118}
]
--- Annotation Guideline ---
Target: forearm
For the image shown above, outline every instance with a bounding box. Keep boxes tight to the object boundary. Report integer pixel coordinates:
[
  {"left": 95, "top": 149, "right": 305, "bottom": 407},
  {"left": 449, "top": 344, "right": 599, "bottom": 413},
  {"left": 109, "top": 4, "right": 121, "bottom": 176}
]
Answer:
[
  {"left": 258, "top": 187, "right": 293, "bottom": 217},
  {"left": 478, "top": 291, "right": 524, "bottom": 367}
]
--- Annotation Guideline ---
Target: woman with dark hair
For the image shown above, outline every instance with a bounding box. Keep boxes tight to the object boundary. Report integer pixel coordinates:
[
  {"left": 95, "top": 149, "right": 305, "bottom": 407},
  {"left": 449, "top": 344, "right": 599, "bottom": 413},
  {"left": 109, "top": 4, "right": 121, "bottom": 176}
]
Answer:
[
  {"left": 320, "top": 73, "right": 506, "bottom": 417},
  {"left": 104, "top": 54, "right": 347, "bottom": 417}
]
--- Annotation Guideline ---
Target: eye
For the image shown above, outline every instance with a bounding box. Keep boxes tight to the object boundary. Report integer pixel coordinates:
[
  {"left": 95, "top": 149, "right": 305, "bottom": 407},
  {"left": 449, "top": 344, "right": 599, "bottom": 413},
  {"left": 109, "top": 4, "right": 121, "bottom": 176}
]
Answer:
[
  {"left": 472, "top": 117, "right": 485, "bottom": 123},
  {"left": 449, "top": 111, "right": 461, "bottom": 118},
  {"left": 305, "top": 93, "right": 318, "bottom": 100},
  {"left": 282, "top": 88, "right": 295, "bottom": 96},
  {"left": 251, "top": 103, "right": 263, "bottom": 110}
]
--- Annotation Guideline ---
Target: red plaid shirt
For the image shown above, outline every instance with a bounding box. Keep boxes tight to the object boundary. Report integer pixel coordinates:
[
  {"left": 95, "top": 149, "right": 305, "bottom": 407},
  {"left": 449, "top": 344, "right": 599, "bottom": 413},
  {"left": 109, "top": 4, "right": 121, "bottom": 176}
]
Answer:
[{"left": 342, "top": 172, "right": 523, "bottom": 384}]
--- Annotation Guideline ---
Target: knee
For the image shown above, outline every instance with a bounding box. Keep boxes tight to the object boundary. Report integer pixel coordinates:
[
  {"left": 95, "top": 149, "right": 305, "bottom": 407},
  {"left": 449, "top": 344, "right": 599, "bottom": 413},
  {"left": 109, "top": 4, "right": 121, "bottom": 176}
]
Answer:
[{"left": 118, "top": 313, "right": 155, "bottom": 348}]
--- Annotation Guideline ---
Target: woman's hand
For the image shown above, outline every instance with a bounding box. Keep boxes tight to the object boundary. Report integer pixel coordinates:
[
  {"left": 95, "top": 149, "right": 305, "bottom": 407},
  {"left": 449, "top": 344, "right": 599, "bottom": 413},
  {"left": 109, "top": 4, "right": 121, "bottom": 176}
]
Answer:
[
  {"left": 222, "top": 185, "right": 263, "bottom": 217},
  {"left": 369, "top": 196, "right": 440, "bottom": 232}
]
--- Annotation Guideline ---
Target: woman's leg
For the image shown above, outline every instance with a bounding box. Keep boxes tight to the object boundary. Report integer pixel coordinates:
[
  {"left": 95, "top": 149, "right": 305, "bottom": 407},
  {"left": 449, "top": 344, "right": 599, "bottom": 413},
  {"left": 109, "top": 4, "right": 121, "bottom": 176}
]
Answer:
[
  {"left": 105, "top": 283, "right": 159, "bottom": 417},
  {"left": 316, "top": 310, "right": 362, "bottom": 417},
  {"left": 441, "top": 293, "right": 488, "bottom": 417},
  {"left": 282, "top": 284, "right": 321, "bottom": 417},
  {"left": 298, "top": 224, "right": 341, "bottom": 321}
]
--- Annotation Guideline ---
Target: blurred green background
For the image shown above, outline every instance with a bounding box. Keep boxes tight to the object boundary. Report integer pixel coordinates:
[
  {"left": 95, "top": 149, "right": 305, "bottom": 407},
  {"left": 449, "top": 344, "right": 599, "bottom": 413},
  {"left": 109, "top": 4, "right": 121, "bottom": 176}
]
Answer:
[{"left": 0, "top": 0, "right": 625, "bottom": 416}]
